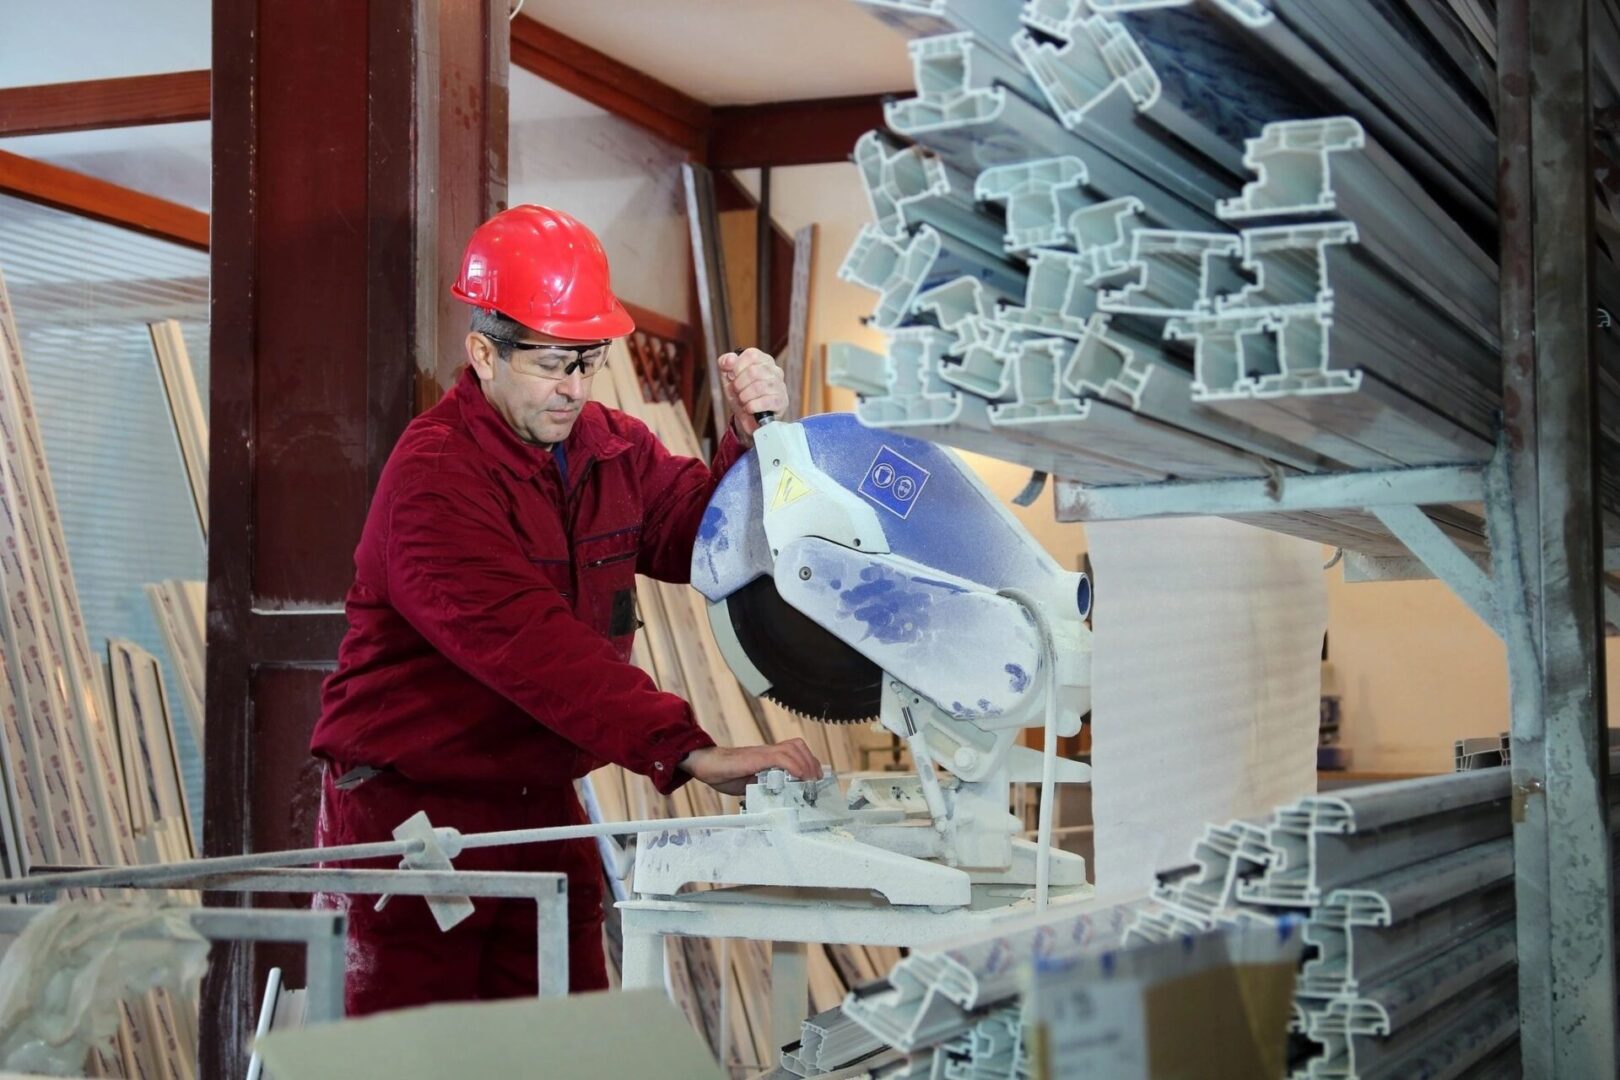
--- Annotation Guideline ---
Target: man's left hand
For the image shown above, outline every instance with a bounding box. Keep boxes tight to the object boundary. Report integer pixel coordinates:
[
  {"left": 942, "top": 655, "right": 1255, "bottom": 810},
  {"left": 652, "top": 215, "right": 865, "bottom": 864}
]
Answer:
[{"left": 718, "top": 348, "right": 789, "bottom": 445}]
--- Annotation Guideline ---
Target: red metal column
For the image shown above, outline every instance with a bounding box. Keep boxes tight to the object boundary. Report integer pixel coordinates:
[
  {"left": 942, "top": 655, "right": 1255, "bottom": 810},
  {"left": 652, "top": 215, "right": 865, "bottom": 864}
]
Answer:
[{"left": 205, "top": 0, "right": 506, "bottom": 1071}]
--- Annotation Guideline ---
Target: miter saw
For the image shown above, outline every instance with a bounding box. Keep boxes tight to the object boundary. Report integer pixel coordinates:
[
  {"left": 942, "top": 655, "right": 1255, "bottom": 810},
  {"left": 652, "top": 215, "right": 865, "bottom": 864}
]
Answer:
[{"left": 630, "top": 414, "right": 1095, "bottom": 911}]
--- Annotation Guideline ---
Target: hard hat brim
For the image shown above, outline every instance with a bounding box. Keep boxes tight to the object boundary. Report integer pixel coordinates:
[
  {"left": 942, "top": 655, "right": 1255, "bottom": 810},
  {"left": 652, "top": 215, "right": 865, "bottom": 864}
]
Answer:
[{"left": 522, "top": 300, "right": 637, "bottom": 342}]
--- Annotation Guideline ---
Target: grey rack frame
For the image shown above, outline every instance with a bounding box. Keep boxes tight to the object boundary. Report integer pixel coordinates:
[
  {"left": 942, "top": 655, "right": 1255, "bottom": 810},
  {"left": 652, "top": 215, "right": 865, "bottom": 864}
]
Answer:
[
  {"left": 1053, "top": 2, "right": 1615, "bottom": 1073},
  {"left": 0, "top": 903, "right": 349, "bottom": 1029},
  {"left": 11, "top": 866, "right": 570, "bottom": 1071}
]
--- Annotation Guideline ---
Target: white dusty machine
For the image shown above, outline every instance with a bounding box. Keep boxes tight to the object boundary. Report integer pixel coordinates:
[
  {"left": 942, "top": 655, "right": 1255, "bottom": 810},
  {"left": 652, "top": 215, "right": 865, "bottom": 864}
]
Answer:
[{"left": 630, "top": 413, "right": 1096, "bottom": 913}]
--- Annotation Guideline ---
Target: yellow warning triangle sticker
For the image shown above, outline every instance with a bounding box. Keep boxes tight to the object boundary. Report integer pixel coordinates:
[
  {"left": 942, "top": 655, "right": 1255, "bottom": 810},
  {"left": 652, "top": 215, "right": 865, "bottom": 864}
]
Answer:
[{"left": 771, "top": 466, "right": 815, "bottom": 510}]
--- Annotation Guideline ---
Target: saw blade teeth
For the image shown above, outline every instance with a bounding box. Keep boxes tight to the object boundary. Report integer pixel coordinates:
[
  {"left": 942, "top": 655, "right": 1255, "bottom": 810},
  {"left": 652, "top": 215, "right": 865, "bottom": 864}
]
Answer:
[{"left": 763, "top": 691, "right": 879, "bottom": 725}]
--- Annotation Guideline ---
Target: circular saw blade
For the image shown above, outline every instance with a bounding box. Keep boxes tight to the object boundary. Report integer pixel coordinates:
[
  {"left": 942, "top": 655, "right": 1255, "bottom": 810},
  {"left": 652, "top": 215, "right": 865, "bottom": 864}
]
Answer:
[{"left": 723, "top": 575, "right": 882, "bottom": 723}]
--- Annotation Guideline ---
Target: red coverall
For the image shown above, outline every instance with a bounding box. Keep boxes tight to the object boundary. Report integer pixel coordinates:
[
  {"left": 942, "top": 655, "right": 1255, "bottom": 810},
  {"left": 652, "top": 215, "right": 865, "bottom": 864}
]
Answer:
[{"left": 309, "top": 366, "right": 741, "bottom": 1015}]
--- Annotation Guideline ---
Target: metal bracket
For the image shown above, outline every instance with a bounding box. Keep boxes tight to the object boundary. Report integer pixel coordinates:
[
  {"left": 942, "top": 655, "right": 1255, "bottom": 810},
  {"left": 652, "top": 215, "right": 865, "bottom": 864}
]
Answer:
[{"left": 1369, "top": 505, "right": 1500, "bottom": 636}]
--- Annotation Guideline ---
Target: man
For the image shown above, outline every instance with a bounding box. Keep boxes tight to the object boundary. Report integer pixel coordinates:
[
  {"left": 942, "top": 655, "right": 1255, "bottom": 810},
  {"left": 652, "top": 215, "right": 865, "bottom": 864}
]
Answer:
[{"left": 310, "top": 204, "right": 821, "bottom": 1016}]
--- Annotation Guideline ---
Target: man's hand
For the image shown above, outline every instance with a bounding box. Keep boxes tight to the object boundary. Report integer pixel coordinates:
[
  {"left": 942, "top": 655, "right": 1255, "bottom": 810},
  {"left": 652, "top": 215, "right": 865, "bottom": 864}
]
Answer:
[
  {"left": 718, "top": 348, "right": 790, "bottom": 445},
  {"left": 679, "top": 739, "right": 821, "bottom": 796}
]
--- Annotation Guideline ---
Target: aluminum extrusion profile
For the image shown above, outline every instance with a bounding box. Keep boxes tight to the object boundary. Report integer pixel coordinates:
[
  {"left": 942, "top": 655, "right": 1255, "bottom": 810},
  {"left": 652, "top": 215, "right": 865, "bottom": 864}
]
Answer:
[
  {"left": 1396, "top": 0, "right": 1496, "bottom": 109},
  {"left": 1265, "top": 0, "right": 1497, "bottom": 208},
  {"left": 1236, "top": 773, "right": 1513, "bottom": 909},
  {"left": 855, "top": 0, "right": 1028, "bottom": 64},
  {"left": 1175, "top": 223, "right": 1500, "bottom": 424},
  {"left": 1317, "top": 835, "right": 1514, "bottom": 931},
  {"left": 1086, "top": 0, "right": 1271, "bottom": 32},
  {"left": 1167, "top": 307, "right": 1324, "bottom": 399},
  {"left": 1119, "top": 767, "right": 1538, "bottom": 1080},
  {"left": 1069, "top": 196, "right": 1146, "bottom": 280},
  {"left": 1307, "top": 918, "right": 1515, "bottom": 1038},
  {"left": 1122, "top": 904, "right": 1214, "bottom": 944},
  {"left": 856, "top": 396, "right": 1177, "bottom": 486},
  {"left": 974, "top": 156, "right": 1091, "bottom": 253},
  {"left": 1007, "top": 389, "right": 1281, "bottom": 478},
  {"left": 886, "top": 32, "right": 1218, "bottom": 232},
  {"left": 939, "top": 319, "right": 1028, "bottom": 400},
  {"left": 1299, "top": 882, "right": 1514, "bottom": 1004},
  {"left": 988, "top": 337, "right": 1091, "bottom": 424},
  {"left": 1011, "top": 14, "right": 1242, "bottom": 212},
  {"left": 1012, "top": 12, "right": 1160, "bottom": 125},
  {"left": 1066, "top": 317, "right": 1352, "bottom": 472},
  {"left": 1219, "top": 220, "right": 1357, "bottom": 312},
  {"left": 1099, "top": 228, "right": 1243, "bottom": 316},
  {"left": 1191, "top": 369, "right": 1495, "bottom": 470},
  {"left": 825, "top": 342, "right": 891, "bottom": 400},
  {"left": 998, "top": 249, "right": 1102, "bottom": 338},
  {"left": 1454, "top": 734, "right": 1511, "bottom": 773},
  {"left": 1095, "top": 0, "right": 1496, "bottom": 226},
  {"left": 1020, "top": 0, "right": 1091, "bottom": 38},
  {"left": 1075, "top": 0, "right": 1296, "bottom": 153},
  {"left": 1019, "top": 0, "right": 1298, "bottom": 179},
  {"left": 1063, "top": 315, "right": 1156, "bottom": 408},
  {"left": 839, "top": 223, "right": 1025, "bottom": 331},
  {"left": 1217, "top": 116, "right": 1500, "bottom": 349},
  {"left": 913, "top": 275, "right": 1000, "bottom": 336},
  {"left": 832, "top": 328, "right": 965, "bottom": 427},
  {"left": 836, "top": 335, "right": 1162, "bottom": 486},
  {"left": 1302, "top": 966, "right": 1518, "bottom": 1080},
  {"left": 781, "top": 1004, "right": 886, "bottom": 1077},
  {"left": 839, "top": 900, "right": 1139, "bottom": 1056},
  {"left": 1152, "top": 819, "right": 1279, "bottom": 921},
  {"left": 853, "top": 130, "right": 1007, "bottom": 259}
]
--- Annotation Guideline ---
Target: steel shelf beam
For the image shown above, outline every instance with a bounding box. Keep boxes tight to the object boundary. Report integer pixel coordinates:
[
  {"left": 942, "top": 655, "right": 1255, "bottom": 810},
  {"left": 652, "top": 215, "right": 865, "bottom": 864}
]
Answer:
[
  {"left": 1053, "top": 464, "right": 1484, "bottom": 521},
  {"left": 1490, "top": 0, "right": 1619, "bottom": 1073}
]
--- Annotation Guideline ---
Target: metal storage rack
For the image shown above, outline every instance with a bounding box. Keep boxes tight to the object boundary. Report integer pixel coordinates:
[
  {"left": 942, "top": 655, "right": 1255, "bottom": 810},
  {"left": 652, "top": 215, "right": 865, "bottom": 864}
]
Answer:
[
  {"left": 1051, "top": 5, "right": 1615, "bottom": 1072},
  {"left": 835, "top": 0, "right": 1617, "bottom": 1072}
]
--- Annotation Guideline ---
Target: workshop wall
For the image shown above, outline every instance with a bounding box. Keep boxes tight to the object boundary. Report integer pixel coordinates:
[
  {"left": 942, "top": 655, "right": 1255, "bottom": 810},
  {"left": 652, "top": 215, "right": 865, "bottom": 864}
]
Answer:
[{"left": 509, "top": 70, "right": 690, "bottom": 323}]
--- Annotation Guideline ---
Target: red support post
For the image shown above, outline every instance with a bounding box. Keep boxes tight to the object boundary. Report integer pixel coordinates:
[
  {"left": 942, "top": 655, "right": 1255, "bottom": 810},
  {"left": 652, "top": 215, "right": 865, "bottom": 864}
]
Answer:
[{"left": 204, "top": 1, "right": 508, "bottom": 1071}]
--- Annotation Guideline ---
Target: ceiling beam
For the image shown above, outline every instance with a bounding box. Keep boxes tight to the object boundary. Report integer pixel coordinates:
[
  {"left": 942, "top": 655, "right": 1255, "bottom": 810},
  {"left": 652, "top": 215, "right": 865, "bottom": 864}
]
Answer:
[
  {"left": 509, "top": 15, "right": 710, "bottom": 158},
  {"left": 0, "top": 70, "right": 210, "bottom": 138},
  {"left": 0, "top": 150, "right": 209, "bottom": 250},
  {"left": 707, "top": 93, "right": 893, "bottom": 170}
]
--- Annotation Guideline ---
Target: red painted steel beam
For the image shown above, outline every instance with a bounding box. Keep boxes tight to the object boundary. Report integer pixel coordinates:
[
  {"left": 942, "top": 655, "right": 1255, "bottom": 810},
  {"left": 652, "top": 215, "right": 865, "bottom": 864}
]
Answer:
[
  {"left": 203, "top": 0, "right": 508, "bottom": 1072},
  {"left": 0, "top": 149, "right": 208, "bottom": 249},
  {"left": 509, "top": 14, "right": 710, "bottom": 158},
  {"left": 707, "top": 93, "right": 893, "bottom": 169},
  {"left": 0, "top": 70, "right": 211, "bottom": 137}
]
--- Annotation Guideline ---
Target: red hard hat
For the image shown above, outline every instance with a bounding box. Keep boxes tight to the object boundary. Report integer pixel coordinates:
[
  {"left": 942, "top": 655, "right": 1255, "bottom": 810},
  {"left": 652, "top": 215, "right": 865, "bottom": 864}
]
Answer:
[{"left": 451, "top": 204, "right": 635, "bottom": 340}]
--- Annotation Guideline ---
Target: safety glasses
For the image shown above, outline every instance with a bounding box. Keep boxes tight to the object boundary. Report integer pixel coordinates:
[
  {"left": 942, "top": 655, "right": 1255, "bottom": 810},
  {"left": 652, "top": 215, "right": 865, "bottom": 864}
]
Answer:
[{"left": 483, "top": 336, "right": 610, "bottom": 379}]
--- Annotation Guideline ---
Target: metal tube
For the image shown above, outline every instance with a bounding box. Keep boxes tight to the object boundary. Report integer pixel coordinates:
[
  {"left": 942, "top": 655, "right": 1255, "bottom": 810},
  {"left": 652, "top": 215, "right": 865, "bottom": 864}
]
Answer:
[
  {"left": 1000, "top": 587, "right": 1061, "bottom": 914},
  {"left": 297, "top": 912, "right": 347, "bottom": 1025},
  {"left": 2, "top": 812, "right": 776, "bottom": 898},
  {"left": 537, "top": 881, "right": 569, "bottom": 998}
]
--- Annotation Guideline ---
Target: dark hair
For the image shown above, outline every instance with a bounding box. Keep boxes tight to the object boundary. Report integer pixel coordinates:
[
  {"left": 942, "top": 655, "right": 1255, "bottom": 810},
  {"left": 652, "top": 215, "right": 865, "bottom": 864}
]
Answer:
[{"left": 470, "top": 308, "right": 527, "bottom": 360}]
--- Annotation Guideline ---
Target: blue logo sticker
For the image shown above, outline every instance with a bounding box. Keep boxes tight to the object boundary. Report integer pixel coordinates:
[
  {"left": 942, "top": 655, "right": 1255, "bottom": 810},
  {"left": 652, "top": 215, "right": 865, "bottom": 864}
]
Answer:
[{"left": 859, "top": 446, "right": 930, "bottom": 519}]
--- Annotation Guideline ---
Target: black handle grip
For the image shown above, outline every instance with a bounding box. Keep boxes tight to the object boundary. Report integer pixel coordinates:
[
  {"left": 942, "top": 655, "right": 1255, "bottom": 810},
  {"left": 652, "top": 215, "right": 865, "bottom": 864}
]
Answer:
[{"left": 753, "top": 411, "right": 776, "bottom": 427}]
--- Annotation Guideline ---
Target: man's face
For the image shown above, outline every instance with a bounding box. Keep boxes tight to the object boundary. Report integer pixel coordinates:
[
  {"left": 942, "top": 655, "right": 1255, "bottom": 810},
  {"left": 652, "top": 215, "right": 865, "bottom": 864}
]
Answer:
[{"left": 464, "top": 328, "right": 609, "bottom": 445}]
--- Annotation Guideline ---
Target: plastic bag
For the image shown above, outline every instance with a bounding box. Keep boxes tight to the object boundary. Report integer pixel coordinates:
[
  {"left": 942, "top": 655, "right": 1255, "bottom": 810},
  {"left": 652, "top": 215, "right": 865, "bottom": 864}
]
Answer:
[{"left": 0, "top": 900, "right": 209, "bottom": 1075}]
